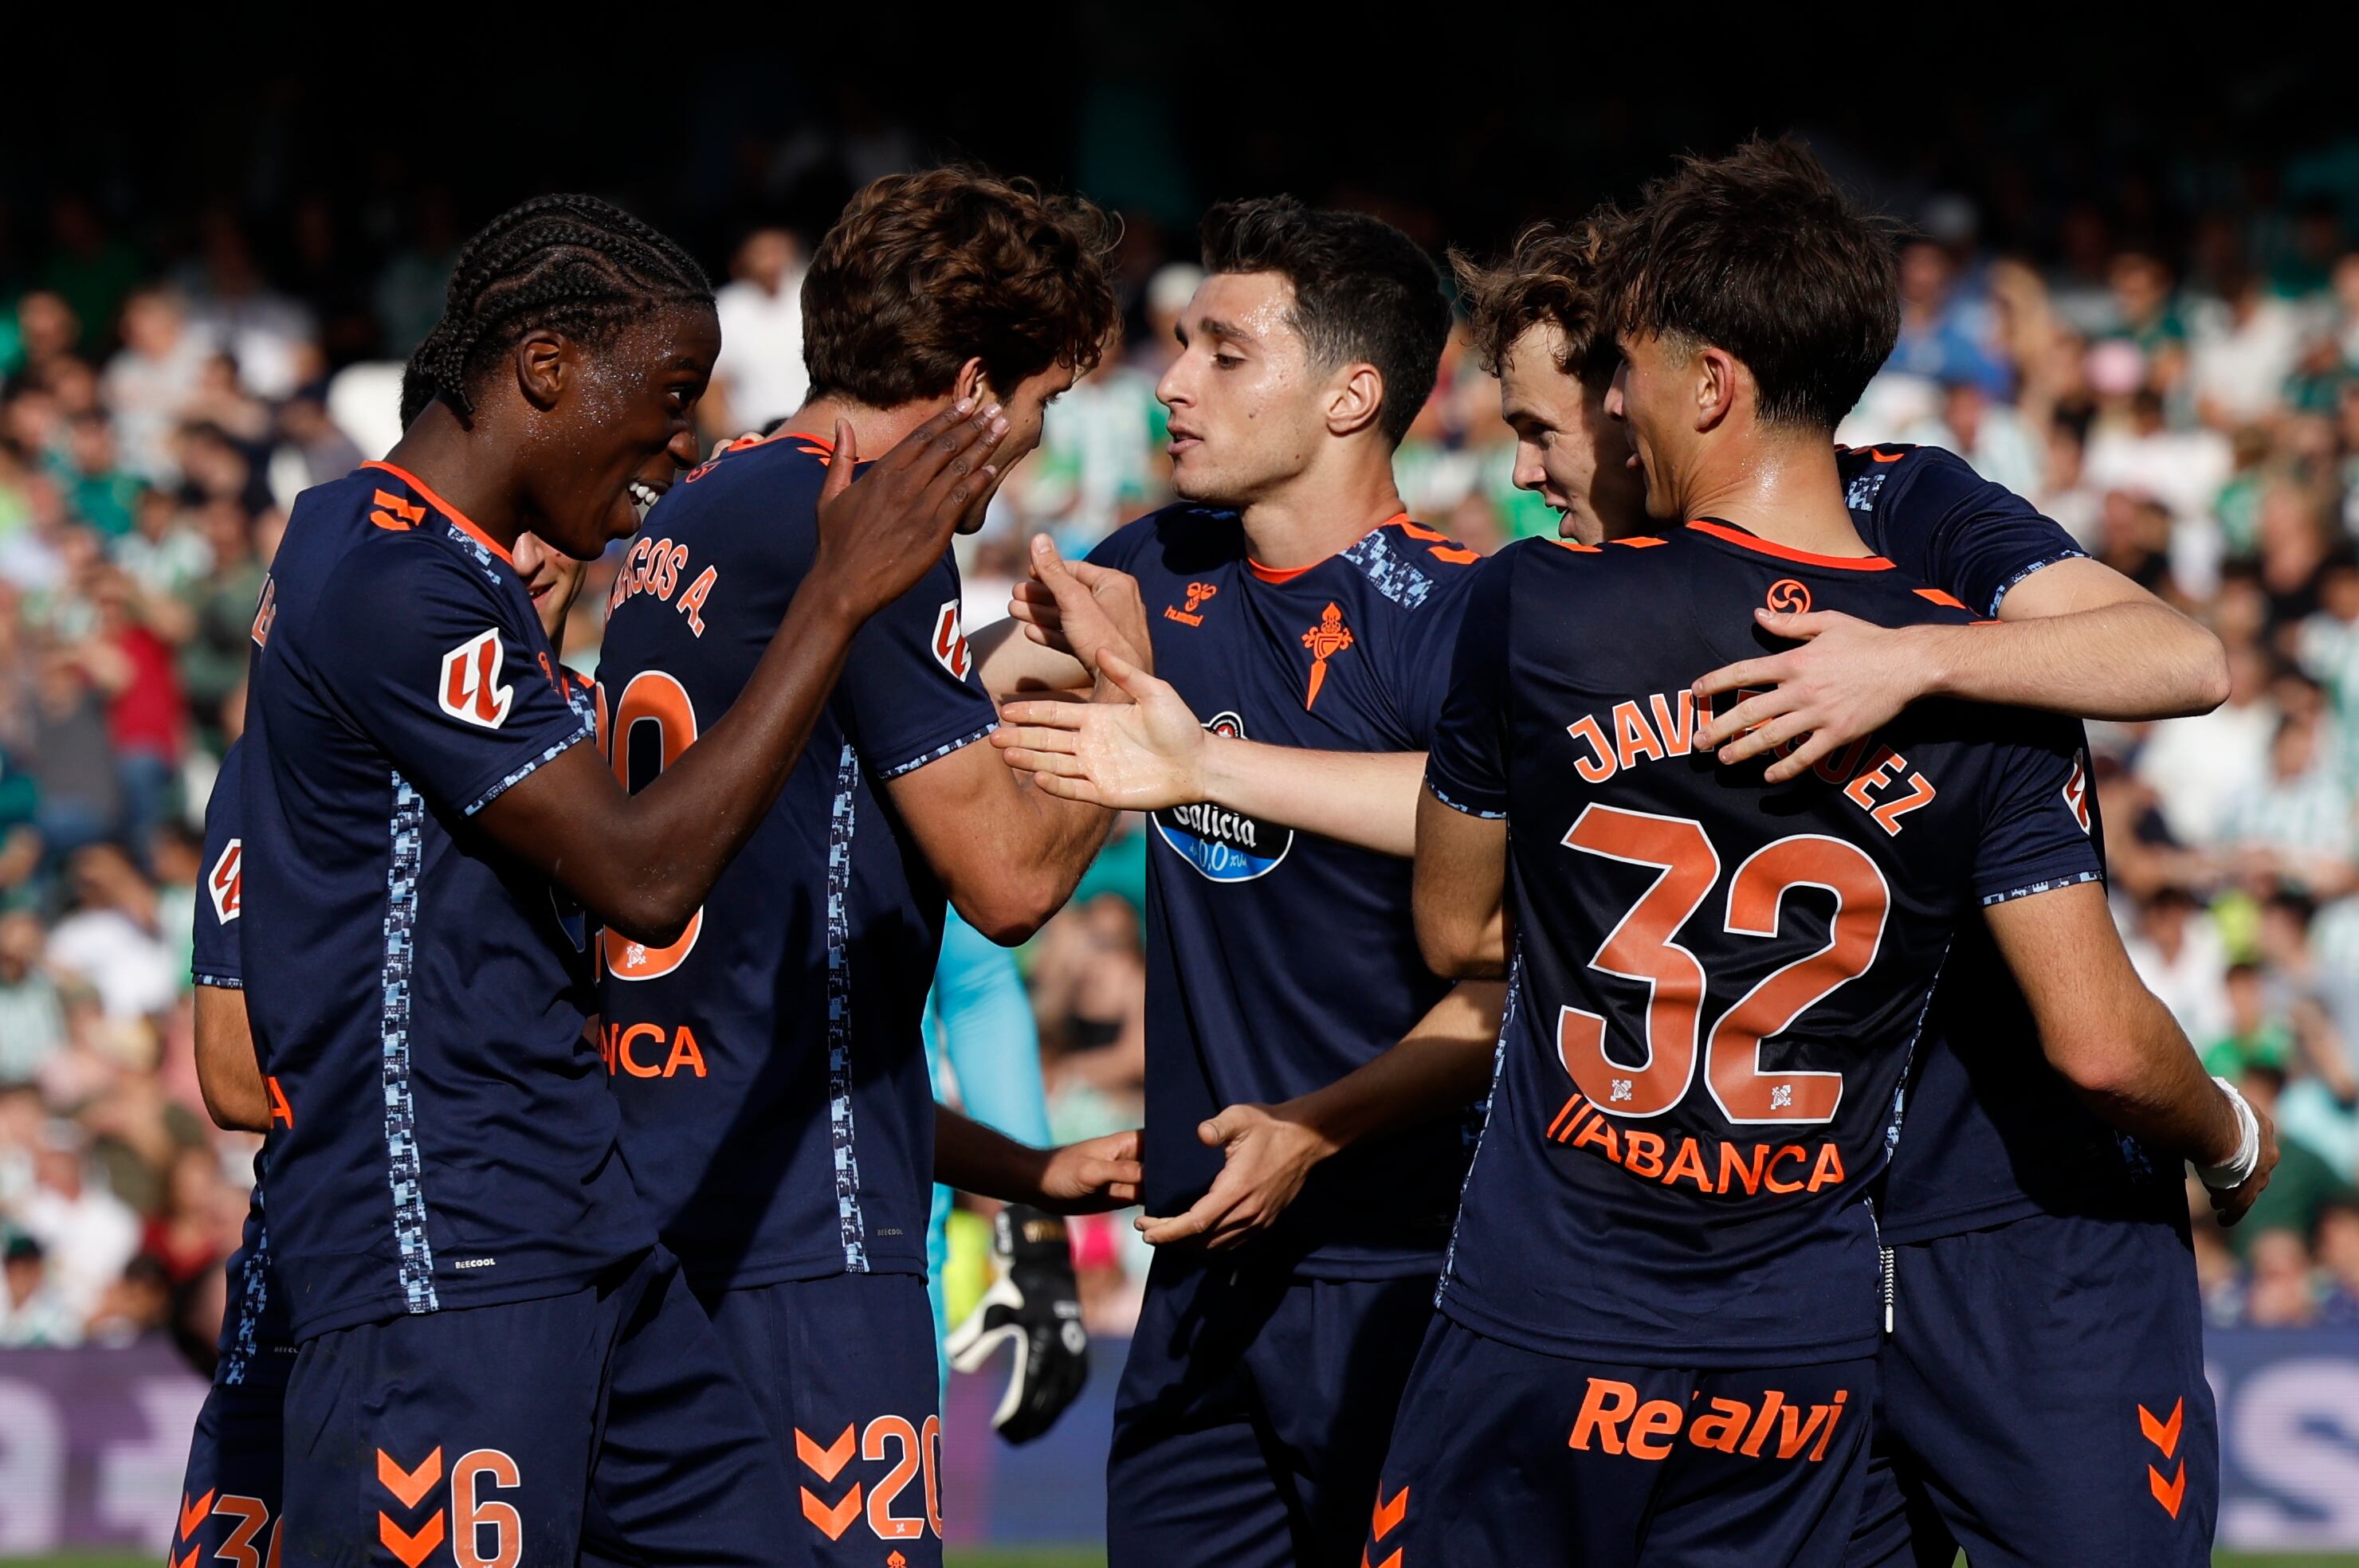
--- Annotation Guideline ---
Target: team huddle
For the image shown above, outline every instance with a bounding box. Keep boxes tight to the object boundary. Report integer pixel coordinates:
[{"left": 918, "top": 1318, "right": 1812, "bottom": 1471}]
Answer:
[{"left": 172, "top": 141, "right": 2274, "bottom": 1567}]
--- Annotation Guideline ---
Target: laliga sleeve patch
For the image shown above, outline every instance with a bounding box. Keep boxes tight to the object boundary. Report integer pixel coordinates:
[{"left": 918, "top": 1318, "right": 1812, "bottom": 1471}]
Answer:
[
  {"left": 932, "top": 600, "right": 972, "bottom": 681},
  {"left": 2063, "top": 750, "right": 2091, "bottom": 833},
  {"left": 438, "top": 629, "right": 515, "bottom": 730},
  {"left": 207, "top": 838, "right": 242, "bottom": 923}
]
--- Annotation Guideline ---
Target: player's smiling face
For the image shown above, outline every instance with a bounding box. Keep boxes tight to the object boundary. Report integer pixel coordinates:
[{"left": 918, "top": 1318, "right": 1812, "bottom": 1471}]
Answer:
[
  {"left": 1156, "top": 272, "right": 1329, "bottom": 507},
  {"left": 1603, "top": 330, "right": 1690, "bottom": 522},
  {"left": 526, "top": 303, "right": 720, "bottom": 560},
  {"left": 1497, "top": 324, "right": 1647, "bottom": 545}
]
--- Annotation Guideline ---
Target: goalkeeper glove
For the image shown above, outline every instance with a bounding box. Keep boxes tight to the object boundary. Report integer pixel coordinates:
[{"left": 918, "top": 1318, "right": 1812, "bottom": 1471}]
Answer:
[{"left": 946, "top": 1204, "right": 1087, "bottom": 1444}]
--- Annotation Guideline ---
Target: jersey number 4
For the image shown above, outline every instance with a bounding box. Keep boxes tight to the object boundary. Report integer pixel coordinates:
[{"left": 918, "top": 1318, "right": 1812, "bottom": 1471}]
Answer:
[
  {"left": 1556, "top": 805, "right": 1890, "bottom": 1126},
  {"left": 596, "top": 672, "right": 703, "bottom": 982}
]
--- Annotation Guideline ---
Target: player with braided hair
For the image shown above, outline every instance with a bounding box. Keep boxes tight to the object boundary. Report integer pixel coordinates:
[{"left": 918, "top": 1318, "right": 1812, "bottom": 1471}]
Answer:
[{"left": 236, "top": 191, "right": 1022, "bottom": 1565}]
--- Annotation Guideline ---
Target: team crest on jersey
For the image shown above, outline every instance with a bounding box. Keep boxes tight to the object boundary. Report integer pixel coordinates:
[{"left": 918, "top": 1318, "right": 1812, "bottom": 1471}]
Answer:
[
  {"left": 1152, "top": 711, "right": 1295, "bottom": 882},
  {"left": 1766, "top": 578, "right": 1812, "bottom": 615},
  {"left": 932, "top": 601, "right": 971, "bottom": 681},
  {"left": 1299, "top": 603, "right": 1355, "bottom": 711},
  {"left": 208, "top": 838, "right": 242, "bottom": 923},
  {"left": 2063, "top": 749, "right": 2091, "bottom": 833},
  {"left": 438, "top": 629, "right": 514, "bottom": 730}
]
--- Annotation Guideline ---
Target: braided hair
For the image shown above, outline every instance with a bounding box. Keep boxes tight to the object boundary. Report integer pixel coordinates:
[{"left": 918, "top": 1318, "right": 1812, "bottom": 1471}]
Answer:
[{"left": 399, "top": 194, "right": 713, "bottom": 429}]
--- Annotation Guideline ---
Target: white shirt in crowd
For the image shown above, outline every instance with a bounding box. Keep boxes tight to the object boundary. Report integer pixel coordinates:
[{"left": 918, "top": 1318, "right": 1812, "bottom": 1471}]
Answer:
[{"left": 712, "top": 270, "right": 809, "bottom": 432}]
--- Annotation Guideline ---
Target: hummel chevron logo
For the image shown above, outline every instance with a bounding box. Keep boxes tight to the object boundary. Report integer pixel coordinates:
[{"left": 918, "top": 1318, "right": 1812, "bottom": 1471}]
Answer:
[
  {"left": 378, "top": 1510, "right": 446, "bottom": 1568},
  {"left": 376, "top": 1446, "right": 443, "bottom": 1508},
  {"left": 179, "top": 1489, "right": 215, "bottom": 1541},
  {"left": 795, "top": 1424, "right": 856, "bottom": 1482},
  {"left": 2140, "top": 1399, "right": 2187, "bottom": 1519},
  {"left": 800, "top": 1483, "right": 863, "bottom": 1541}
]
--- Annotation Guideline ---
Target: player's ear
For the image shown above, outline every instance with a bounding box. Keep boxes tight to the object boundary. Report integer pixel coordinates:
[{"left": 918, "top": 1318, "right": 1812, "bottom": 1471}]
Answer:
[
  {"left": 513, "top": 329, "right": 567, "bottom": 412},
  {"left": 953, "top": 357, "right": 991, "bottom": 411},
  {"left": 1694, "top": 345, "right": 1738, "bottom": 434},
  {"left": 1325, "top": 361, "right": 1387, "bottom": 440}
]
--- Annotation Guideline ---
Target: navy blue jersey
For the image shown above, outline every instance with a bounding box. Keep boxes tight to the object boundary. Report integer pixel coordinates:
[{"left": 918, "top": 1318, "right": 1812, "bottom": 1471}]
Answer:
[
  {"left": 1427, "top": 523, "right": 2103, "bottom": 1366},
  {"left": 241, "top": 461, "right": 649, "bottom": 1339},
  {"left": 593, "top": 433, "right": 997, "bottom": 1292},
  {"left": 1842, "top": 445, "right": 2165, "bottom": 1240},
  {"left": 1089, "top": 508, "right": 1486, "bottom": 1276},
  {"left": 191, "top": 741, "right": 295, "bottom": 1382}
]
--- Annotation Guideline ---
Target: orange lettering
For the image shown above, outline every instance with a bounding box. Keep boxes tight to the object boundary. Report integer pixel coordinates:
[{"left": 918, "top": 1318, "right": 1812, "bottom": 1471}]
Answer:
[
  {"left": 1764, "top": 1145, "right": 1808, "bottom": 1194},
  {"left": 1842, "top": 746, "right": 1900, "bottom": 812},
  {"left": 1650, "top": 690, "right": 1696, "bottom": 755},
  {"left": 265, "top": 1076, "right": 295, "bottom": 1129},
  {"left": 1663, "top": 1136, "right": 1715, "bottom": 1193},
  {"left": 1623, "top": 1130, "right": 1666, "bottom": 1179},
  {"left": 1777, "top": 1401, "right": 1831, "bottom": 1459},
  {"left": 1569, "top": 1117, "right": 1621, "bottom": 1163},
  {"left": 1627, "top": 1398, "right": 1683, "bottom": 1460},
  {"left": 1806, "top": 1141, "right": 1847, "bottom": 1192},
  {"left": 664, "top": 1025, "right": 708, "bottom": 1079},
  {"left": 1688, "top": 1397, "right": 1751, "bottom": 1452},
  {"left": 618, "top": 1023, "right": 664, "bottom": 1079},
  {"left": 1568, "top": 715, "right": 1617, "bottom": 784},
  {"left": 1812, "top": 736, "right": 1871, "bottom": 786},
  {"left": 1568, "top": 1378, "right": 1639, "bottom": 1454},
  {"left": 1809, "top": 1390, "right": 1850, "bottom": 1462},
  {"left": 1612, "top": 701, "right": 1667, "bottom": 770},
  {"left": 1740, "top": 1390, "right": 1787, "bottom": 1457},
  {"left": 1870, "top": 772, "right": 1937, "bottom": 836},
  {"left": 1717, "top": 1142, "right": 1768, "bottom": 1196},
  {"left": 677, "top": 566, "right": 717, "bottom": 637}
]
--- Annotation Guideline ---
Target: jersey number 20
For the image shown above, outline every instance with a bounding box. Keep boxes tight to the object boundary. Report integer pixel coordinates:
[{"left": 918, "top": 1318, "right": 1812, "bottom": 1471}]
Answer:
[
  {"left": 597, "top": 672, "right": 703, "bottom": 982},
  {"left": 1556, "top": 804, "right": 1890, "bottom": 1126}
]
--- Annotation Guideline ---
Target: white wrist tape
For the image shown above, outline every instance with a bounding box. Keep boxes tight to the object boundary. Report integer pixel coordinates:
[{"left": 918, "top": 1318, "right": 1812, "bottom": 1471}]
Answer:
[{"left": 2196, "top": 1076, "right": 2261, "bottom": 1190}]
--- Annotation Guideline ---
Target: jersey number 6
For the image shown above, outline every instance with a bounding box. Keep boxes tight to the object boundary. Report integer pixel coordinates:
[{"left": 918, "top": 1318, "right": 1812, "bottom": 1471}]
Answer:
[
  {"left": 597, "top": 672, "right": 704, "bottom": 982},
  {"left": 1555, "top": 804, "right": 1890, "bottom": 1125}
]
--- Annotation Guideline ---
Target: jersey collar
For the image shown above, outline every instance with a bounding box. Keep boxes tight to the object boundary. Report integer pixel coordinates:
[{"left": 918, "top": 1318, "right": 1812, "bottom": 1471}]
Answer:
[
  {"left": 1245, "top": 512, "right": 1413, "bottom": 584},
  {"left": 361, "top": 460, "right": 516, "bottom": 568},
  {"left": 1686, "top": 518, "right": 1893, "bottom": 571}
]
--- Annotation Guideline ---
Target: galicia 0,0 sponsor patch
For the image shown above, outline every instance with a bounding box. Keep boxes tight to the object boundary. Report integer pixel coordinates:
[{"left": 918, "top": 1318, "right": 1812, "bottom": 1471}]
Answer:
[{"left": 1152, "top": 711, "right": 1293, "bottom": 882}]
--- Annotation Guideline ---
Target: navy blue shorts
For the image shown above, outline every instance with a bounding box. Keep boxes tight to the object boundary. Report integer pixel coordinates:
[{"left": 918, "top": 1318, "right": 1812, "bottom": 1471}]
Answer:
[
  {"left": 1844, "top": 1205, "right": 2214, "bottom": 1567},
  {"left": 1371, "top": 1314, "right": 1874, "bottom": 1567},
  {"left": 174, "top": 1374, "right": 290, "bottom": 1567},
  {"left": 280, "top": 1246, "right": 793, "bottom": 1567},
  {"left": 700, "top": 1271, "right": 945, "bottom": 1568},
  {"left": 1107, "top": 1250, "right": 1437, "bottom": 1568}
]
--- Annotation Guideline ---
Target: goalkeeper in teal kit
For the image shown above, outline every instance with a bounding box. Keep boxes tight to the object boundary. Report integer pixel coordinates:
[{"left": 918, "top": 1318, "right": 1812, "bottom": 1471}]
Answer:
[{"left": 926, "top": 909, "right": 1091, "bottom": 1441}]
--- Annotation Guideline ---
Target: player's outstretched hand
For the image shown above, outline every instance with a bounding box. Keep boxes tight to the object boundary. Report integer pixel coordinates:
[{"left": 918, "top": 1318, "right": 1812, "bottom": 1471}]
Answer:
[
  {"left": 1136, "top": 1103, "right": 1334, "bottom": 1249},
  {"left": 1694, "top": 609, "right": 1929, "bottom": 784},
  {"left": 1007, "top": 535, "right": 1154, "bottom": 679},
  {"left": 1030, "top": 1130, "right": 1144, "bottom": 1213},
  {"left": 2207, "top": 1107, "right": 2279, "bottom": 1227},
  {"left": 992, "top": 649, "right": 1207, "bottom": 807},
  {"left": 807, "top": 401, "right": 1007, "bottom": 620}
]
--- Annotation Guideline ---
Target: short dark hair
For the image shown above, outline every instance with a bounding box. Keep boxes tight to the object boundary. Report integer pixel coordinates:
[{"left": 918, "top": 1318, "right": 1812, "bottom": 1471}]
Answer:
[
  {"left": 1449, "top": 213, "right": 1623, "bottom": 386},
  {"left": 800, "top": 167, "right": 1118, "bottom": 409},
  {"left": 1605, "top": 138, "right": 1900, "bottom": 432},
  {"left": 402, "top": 194, "right": 712, "bottom": 428},
  {"left": 1200, "top": 196, "right": 1450, "bottom": 446}
]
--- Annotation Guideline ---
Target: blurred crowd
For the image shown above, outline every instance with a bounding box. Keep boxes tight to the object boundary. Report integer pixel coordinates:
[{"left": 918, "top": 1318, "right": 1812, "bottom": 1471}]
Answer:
[{"left": 7, "top": 151, "right": 2359, "bottom": 1357}]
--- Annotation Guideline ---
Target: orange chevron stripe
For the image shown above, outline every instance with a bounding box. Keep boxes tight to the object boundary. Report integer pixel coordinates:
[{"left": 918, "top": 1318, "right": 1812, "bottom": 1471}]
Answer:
[
  {"left": 801, "top": 1484, "right": 863, "bottom": 1540},
  {"left": 1371, "top": 1484, "right": 1409, "bottom": 1540},
  {"left": 179, "top": 1489, "right": 215, "bottom": 1540},
  {"left": 1361, "top": 1547, "right": 1402, "bottom": 1568},
  {"left": 375, "top": 1446, "right": 443, "bottom": 1508},
  {"left": 2149, "top": 1460, "right": 2185, "bottom": 1518},
  {"left": 172, "top": 1550, "right": 198, "bottom": 1568},
  {"left": 378, "top": 1509, "right": 446, "bottom": 1567},
  {"left": 2139, "top": 1398, "right": 2184, "bottom": 1459},
  {"left": 795, "top": 1424, "right": 857, "bottom": 1481}
]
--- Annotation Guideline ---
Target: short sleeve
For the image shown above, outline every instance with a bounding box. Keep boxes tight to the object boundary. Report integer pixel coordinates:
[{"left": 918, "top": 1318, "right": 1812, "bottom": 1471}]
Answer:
[
  {"left": 1972, "top": 716, "right": 2106, "bottom": 907},
  {"left": 1424, "top": 548, "right": 1516, "bottom": 818},
  {"left": 313, "top": 543, "right": 591, "bottom": 817},
  {"left": 839, "top": 551, "right": 1001, "bottom": 780},
  {"left": 192, "top": 742, "right": 244, "bottom": 989},
  {"left": 1874, "top": 449, "right": 2085, "bottom": 618}
]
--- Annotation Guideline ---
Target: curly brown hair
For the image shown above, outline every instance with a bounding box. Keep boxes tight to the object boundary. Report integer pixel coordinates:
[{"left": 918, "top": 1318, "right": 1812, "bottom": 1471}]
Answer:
[
  {"left": 1449, "top": 213, "right": 1622, "bottom": 388},
  {"left": 800, "top": 167, "right": 1120, "bottom": 409}
]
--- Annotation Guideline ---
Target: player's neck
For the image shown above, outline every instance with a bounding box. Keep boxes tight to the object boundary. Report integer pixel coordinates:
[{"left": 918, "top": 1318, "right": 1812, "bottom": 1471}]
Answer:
[
  {"left": 779, "top": 394, "right": 945, "bottom": 460},
  {"left": 1673, "top": 435, "right": 1865, "bottom": 557},
  {"left": 384, "top": 409, "right": 526, "bottom": 551},
  {"left": 1234, "top": 448, "right": 1406, "bottom": 571}
]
